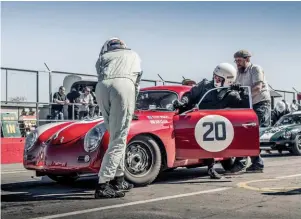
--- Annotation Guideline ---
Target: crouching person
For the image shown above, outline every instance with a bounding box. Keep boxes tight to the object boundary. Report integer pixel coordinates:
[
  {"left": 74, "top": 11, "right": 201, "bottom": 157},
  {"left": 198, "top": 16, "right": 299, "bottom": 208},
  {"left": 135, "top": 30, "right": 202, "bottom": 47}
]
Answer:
[{"left": 94, "top": 37, "right": 142, "bottom": 198}]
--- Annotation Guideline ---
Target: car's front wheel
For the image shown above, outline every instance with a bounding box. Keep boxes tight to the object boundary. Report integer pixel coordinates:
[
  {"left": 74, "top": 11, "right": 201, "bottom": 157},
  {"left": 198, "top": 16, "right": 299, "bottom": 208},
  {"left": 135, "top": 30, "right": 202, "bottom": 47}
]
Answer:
[
  {"left": 124, "top": 135, "right": 162, "bottom": 187},
  {"left": 290, "top": 135, "right": 301, "bottom": 156}
]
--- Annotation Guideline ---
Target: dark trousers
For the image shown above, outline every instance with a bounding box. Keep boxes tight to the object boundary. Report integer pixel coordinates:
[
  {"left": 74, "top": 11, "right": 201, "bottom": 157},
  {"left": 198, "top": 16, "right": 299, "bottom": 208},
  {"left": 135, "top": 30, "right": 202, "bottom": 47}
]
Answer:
[{"left": 235, "top": 101, "right": 271, "bottom": 169}]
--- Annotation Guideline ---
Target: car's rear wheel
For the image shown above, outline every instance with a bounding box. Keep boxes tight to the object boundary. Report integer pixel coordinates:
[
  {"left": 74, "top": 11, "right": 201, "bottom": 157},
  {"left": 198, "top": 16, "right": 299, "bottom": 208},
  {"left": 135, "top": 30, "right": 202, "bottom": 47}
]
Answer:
[
  {"left": 47, "top": 174, "right": 79, "bottom": 184},
  {"left": 124, "top": 135, "right": 162, "bottom": 187},
  {"left": 220, "top": 157, "right": 236, "bottom": 171},
  {"left": 290, "top": 135, "right": 301, "bottom": 156}
]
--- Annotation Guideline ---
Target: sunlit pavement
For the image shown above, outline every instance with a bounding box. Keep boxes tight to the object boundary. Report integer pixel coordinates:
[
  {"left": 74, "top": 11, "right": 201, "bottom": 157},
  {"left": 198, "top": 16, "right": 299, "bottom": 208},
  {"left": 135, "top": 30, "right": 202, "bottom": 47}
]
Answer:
[{"left": 1, "top": 152, "right": 301, "bottom": 219}]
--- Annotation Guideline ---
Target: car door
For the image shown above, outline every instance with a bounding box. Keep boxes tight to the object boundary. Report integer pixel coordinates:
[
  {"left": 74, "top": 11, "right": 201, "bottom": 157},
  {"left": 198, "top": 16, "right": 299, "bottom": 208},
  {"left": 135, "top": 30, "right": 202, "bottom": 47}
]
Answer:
[{"left": 173, "top": 86, "right": 260, "bottom": 159}]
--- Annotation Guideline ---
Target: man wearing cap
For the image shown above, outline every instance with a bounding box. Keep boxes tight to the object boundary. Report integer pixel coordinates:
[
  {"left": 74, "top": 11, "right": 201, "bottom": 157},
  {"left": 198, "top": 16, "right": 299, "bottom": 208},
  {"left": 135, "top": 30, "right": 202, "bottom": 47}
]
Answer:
[{"left": 229, "top": 50, "right": 271, "bottom": 174}]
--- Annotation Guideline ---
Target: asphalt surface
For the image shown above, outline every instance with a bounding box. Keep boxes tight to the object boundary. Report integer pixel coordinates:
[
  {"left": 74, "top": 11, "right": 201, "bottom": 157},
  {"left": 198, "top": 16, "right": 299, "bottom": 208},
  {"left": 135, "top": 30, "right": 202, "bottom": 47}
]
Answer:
[{"left": 1, "top": 152, "right": 301, "bottom": 219}]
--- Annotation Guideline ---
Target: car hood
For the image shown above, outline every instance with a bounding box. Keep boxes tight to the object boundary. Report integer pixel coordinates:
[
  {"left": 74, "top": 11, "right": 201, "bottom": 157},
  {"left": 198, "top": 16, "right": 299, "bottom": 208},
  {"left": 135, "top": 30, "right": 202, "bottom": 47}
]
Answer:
[
  {"left": 261, "top": 124, "right": 300, "bottom": 134},
  {"left": 49, "top": 118, "right": 104, "bottom": 145},
  {"left": 48, "top": 110, "right": 174, "bottom": 145},
  {"left": 260, "top": 124, "right": 300, "bottom": 141}
]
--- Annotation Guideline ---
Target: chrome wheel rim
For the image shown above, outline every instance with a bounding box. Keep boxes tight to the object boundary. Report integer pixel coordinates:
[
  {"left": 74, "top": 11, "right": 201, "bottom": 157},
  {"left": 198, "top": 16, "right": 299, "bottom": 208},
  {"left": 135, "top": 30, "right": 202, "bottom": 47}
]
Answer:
[{"left": 125, "top": 141, "right": 153, "bottom": 177}]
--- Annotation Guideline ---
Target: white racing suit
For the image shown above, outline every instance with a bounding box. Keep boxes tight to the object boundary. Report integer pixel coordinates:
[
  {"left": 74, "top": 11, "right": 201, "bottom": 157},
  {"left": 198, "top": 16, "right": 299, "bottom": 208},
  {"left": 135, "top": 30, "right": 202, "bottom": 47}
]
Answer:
[{"left": 95, "top": 48, "right": 142, "bottom": 183}]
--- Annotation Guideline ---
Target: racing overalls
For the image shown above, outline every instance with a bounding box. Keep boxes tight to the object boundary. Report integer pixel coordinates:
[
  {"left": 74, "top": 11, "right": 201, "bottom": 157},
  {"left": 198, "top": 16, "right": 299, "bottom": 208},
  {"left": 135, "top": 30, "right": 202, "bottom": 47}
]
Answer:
[
  {"left": 177, "top": 79, "right": 249, "bottom": 113},
  {"left": 95, "top": 48, "right": 142, "bottom": 184}
]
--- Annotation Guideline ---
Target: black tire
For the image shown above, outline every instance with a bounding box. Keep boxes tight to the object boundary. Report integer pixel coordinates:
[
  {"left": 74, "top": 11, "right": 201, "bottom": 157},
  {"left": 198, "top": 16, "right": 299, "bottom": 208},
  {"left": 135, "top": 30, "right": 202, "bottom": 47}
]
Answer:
[
  {"left": 164, "top": 167, "right": 177, "bottom": 172},
  {"left": 220, "top": 157, "right": 236, "bottom": 171},
  {"left": 124, "top": 135, "right": 162, "bottom": 187},
  {"left": 291, "top": 135, "right": 301, "bottom": 156},
  {"left": 47, "top": 174, "right": 78, "bottom": 184}
]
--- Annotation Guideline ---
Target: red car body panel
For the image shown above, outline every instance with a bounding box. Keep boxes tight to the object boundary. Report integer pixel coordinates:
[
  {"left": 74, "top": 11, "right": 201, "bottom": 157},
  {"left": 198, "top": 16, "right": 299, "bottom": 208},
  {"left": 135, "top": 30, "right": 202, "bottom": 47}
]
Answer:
[
  {"left": 23, "top": 85, "right": 260, "bottom": 177},
  {"left": 174, "top": 109, "right": 259, "bottom": 159}
]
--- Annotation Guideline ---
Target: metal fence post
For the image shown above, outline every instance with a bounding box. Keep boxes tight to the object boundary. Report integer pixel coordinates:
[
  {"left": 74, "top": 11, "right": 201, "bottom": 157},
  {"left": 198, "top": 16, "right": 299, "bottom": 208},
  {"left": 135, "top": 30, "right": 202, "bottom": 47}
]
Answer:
[
  {"left": 5, "top": 69, "right": 8, "bottom": 102},
  {"left": 36, "top": 71, "right": 40, "bottom": 126}
]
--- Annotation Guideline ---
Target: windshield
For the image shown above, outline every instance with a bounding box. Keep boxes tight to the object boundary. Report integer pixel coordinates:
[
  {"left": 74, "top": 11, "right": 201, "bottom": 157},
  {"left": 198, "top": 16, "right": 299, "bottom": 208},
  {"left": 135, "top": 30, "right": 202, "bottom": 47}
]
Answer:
[
  {"left": 275, "top": 114, "right": 301, "bottom": 126},
  {"left": 136, "top": 90, "right": 178, "bottom": 111}
]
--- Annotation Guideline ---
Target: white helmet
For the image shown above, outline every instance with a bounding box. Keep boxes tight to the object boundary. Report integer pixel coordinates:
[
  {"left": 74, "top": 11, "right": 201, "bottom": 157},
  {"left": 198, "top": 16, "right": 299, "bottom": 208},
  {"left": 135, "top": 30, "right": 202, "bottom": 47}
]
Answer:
[
  {"left": 100, "top": 37, "right": 127, "bottom": 56},
  {"left": 275, "top": 101, "right": 286, "bottom": 113},
  {"left": 213, "top": 63, "right": 237, "bottom": 88}
]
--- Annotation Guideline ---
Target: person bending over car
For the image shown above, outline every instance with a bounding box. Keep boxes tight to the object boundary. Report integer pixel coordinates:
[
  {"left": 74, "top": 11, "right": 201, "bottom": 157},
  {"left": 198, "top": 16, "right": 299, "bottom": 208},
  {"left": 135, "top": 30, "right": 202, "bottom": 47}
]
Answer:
[
  {"left": 173, "top": 62, "right": 249, "bottom": 179},
  {"left": 95, "top": 37, "right": 143, "bottom": 199}
]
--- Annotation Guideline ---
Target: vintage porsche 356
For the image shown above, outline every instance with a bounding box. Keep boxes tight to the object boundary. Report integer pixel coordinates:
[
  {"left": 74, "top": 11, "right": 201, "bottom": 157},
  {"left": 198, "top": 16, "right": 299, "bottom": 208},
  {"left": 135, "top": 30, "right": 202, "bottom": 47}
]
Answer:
[{"left": 23, "top": 82, "right": 259, "bottom": 186}]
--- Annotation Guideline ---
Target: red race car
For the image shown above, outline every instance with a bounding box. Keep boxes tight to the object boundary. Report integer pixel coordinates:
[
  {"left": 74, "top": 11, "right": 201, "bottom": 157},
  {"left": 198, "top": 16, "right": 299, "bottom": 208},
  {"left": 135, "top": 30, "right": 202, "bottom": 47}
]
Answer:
[{"left": 23, "top": 85, "right": 259, "bottom": 186}]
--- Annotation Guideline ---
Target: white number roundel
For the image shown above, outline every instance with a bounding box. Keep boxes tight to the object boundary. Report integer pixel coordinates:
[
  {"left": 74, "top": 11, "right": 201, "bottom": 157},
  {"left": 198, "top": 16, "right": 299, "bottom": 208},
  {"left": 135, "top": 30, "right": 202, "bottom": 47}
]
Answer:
[{"left": 194, "top": 115, "right": 234, "bottom": 152}]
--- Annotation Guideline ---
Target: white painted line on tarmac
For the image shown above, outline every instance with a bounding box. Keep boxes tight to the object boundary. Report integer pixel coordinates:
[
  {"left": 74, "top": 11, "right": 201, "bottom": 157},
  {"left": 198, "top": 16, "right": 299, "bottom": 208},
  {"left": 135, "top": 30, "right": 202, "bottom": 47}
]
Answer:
[
  {"left": 30, "top": 187, "right": 231, "bottom": 219},
  {"left": 275, "top": 173, "right": 301, "bottom": 179},
  {"left": 35, "top": 191, "right": 94, "bottom": 197},
  {"left": 1, "top": 170, "right": 30, "bottom": 174}
]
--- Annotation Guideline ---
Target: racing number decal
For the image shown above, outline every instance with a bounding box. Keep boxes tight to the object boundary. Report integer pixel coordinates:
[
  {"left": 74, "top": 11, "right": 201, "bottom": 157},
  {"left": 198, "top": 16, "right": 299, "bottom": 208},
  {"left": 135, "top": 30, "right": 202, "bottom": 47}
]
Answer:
[
  {"left": 194, "top": 115, "right": 234, "bottom": 152},
  {"left": 203, "top": 121, "right": 226, "bottom": 141}
]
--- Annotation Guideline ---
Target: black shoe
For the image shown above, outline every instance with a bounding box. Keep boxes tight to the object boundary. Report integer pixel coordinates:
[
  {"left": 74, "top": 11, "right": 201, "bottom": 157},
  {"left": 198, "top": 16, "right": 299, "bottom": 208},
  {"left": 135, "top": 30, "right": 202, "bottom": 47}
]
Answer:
[
  {"left": 94, "top": 182, "right": 125, "bottom": 199},
  {"left": 224, "top": 165, "right": 246, "bottom": 175},
  {"left": 110, "top": 176, "right": 134, "bottom": 191},
  {"left": 208, "top": 168, "right": 222, "bottom": 179},
  {"left": 246, "top": 164, "right": 263, "bottom": 173}
]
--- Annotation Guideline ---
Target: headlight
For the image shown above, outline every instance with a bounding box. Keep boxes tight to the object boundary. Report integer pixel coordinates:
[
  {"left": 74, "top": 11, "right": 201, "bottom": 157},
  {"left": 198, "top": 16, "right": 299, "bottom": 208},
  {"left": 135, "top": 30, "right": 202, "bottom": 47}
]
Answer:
[
  {"left": 282, "top": 131, "right": 292, "bottom": 139},
  {"left": 25, "top": 131, "right": 38, "bottom": 151},
  {"left": 84, "top": 123, "right": 106, "bottom": 152}
]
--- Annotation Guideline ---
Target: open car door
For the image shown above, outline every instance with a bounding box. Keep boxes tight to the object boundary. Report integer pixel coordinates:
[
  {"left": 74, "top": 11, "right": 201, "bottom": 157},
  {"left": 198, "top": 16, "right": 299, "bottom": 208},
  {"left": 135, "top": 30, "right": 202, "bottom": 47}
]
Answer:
[{"left": 173, "top": 86, "right": 260, "bottom": 159}]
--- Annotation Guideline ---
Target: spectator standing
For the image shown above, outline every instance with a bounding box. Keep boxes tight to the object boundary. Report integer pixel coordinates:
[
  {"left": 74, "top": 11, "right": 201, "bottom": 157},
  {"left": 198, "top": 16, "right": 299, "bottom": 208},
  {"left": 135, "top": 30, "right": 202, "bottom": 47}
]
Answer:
[
  {"left": 290, "top": 99, "right": 300, "bottom": 112},
  {"left": 52, "top": 86, "right": 69, "bottom": 120},
  {"left": 79, "top": 87, "right": 94, "bottom": 119},
  {"left": 66, "top": 86, "right": 81, "bottom": 120}
]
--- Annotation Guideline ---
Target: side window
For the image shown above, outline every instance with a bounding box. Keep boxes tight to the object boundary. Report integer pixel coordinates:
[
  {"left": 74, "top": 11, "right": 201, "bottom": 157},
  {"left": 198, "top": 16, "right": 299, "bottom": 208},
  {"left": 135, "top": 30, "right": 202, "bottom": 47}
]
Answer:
[{"left": 197, "top": 87, "right": 251, "bottom": 110}]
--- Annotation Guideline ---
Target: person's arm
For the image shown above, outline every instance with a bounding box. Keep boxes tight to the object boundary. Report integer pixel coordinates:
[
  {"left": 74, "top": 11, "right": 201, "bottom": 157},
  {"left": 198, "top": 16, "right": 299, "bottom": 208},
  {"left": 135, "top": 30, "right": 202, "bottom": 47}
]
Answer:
[
  {"left": 53, "top": 92, "right": 65, "bottom": 104},
  {"left": 251, "top": 66, "right": 265, "bottom": 95}
]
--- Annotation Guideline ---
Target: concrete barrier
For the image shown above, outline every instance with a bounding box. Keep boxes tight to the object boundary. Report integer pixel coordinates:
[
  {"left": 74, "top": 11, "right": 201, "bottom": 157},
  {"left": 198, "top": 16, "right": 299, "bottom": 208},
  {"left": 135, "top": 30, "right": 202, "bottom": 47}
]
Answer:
[{"left": 1, "top": 138, "right": 25, "bottom": 164}]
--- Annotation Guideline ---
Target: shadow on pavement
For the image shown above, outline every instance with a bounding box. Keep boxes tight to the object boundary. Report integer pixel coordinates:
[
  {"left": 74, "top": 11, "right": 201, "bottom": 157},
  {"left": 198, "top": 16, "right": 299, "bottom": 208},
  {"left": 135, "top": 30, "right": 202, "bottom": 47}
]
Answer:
[
  {"left": 1, "top": 192, "right": 95, "bottom": 203},
  {"left": 261, "top": 152, "right": 294, "bottom": 158},
  {"left": 262, "top": 188, "right": 301, "bottom": 196},
  {"left": 1, "top": 167, "right": 233, "bottom": 203}
]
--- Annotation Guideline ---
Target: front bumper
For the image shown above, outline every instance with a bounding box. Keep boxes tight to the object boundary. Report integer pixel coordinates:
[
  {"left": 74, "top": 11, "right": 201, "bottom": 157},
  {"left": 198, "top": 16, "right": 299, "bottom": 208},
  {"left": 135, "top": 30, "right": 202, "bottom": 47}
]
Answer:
[
  {"left": 260, "top": 139, "right": 295, "bottom": 150},
  {"left": 23, "top": 140, "right": 103, "bottom": 175}
]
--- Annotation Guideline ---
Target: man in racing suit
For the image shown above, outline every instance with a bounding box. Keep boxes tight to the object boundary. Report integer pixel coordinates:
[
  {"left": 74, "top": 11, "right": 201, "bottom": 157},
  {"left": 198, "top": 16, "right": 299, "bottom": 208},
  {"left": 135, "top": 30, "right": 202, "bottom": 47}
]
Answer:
[
  {"left": 174, "top": 63, "right": 249, "bottom": 179},
  {"left": 94, "top": 38, "right": 142, "bottom": 199}
]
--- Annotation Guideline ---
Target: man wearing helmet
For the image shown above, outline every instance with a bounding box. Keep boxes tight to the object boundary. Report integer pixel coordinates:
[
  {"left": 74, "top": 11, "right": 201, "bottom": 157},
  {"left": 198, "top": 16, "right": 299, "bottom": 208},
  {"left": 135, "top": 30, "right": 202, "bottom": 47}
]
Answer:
[
  {"left": 94, "top": 37, "right": 142, "bottom": 199},
  {"left": 174, "top": 63, "right": 249, "bottom": 179}
]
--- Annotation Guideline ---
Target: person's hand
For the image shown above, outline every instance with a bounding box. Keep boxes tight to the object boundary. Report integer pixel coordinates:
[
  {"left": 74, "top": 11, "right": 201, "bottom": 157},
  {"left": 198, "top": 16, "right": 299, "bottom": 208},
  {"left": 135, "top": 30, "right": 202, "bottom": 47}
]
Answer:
[
  {"left": 230, "top": 83, "right": 241, "bottom": 91},
  {"left": 173, "top": 99, "right": 185, "bottom": 109},
  {"left": 65, "top": 99, "right": 70, "bottom": 104}
]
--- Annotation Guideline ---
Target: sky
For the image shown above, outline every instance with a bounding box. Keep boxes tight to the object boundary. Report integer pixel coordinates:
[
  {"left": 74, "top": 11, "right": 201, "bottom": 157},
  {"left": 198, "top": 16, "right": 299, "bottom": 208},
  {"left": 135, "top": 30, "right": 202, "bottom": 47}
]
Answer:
[{"left": 1, "top": 1, "right": 301, "bottom": 103}]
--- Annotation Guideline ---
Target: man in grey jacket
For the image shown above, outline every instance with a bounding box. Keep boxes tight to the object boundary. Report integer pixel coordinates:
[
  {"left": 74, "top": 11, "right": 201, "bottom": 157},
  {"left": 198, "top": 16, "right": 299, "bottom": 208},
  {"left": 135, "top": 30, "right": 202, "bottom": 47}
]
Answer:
[{"left": 94, "top": 38, "right": 142, "bottom": 199}]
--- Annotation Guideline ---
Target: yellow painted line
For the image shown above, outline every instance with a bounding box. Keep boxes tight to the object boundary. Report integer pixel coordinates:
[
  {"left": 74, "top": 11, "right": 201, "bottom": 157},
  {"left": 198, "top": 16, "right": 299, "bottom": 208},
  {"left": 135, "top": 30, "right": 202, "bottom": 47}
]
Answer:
[
  {"left": 237, "top": 173, "right": 301, "bottom": 192},
  {"left": 237, "top": 179, "right": 278, "bottom": 192}
]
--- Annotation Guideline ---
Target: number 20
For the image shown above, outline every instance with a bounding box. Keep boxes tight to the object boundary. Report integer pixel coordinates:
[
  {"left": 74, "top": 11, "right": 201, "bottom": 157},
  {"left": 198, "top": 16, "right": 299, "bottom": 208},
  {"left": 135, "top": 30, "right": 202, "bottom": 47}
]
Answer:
[{"left": 203, "top": 121, "right": 226, "bottom": 141}]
